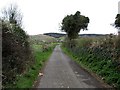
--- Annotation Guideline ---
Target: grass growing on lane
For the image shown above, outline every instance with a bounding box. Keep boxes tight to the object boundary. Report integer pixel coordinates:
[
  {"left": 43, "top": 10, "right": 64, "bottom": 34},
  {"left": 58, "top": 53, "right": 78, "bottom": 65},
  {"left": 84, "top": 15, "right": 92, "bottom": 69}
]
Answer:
[{"left": 15, "top": 44, "right": 55, "bottom": 88}]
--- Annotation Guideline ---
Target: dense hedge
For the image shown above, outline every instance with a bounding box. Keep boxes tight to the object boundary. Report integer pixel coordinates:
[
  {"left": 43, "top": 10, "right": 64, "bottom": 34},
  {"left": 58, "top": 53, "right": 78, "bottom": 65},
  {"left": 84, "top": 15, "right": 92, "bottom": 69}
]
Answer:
[
  {"left": 63, "top": 36, "right": 120, "bottom": 88},
  {"left": 2, "top": 21, "right": 33, "bottom": 87}
]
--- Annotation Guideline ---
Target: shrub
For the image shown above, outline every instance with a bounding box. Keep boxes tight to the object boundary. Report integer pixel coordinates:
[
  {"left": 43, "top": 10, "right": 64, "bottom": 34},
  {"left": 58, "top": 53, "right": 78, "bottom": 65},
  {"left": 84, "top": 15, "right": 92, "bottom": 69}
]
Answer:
[{"left": 2, "top": 19, "right": 33, "bottom": 87}]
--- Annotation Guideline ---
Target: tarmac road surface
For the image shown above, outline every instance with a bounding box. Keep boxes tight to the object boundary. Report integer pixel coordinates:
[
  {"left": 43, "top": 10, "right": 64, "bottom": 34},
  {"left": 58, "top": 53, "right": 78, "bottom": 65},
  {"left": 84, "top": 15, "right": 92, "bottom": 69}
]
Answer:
[{"left": 36, "top": 45, "right": 108, "bottom": 88}]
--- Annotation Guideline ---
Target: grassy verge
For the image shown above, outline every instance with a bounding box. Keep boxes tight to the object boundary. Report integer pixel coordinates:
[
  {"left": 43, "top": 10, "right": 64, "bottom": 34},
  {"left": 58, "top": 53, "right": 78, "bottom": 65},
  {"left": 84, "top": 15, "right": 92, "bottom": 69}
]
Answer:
[
  {"left": 61, "top": 45, "right": 120, "bottom": 88},
  {"left": 61, "top": 46, "right": 93, "bottom": 74},
  {"left": 14, "top": 44, "right": 56, "bottom": 88}
]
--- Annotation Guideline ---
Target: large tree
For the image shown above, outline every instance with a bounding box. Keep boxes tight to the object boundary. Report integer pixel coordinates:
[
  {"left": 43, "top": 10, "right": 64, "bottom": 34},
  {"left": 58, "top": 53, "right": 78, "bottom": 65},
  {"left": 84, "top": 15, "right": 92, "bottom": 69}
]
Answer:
[{"left": 61, "top": 11, "right": 89, "bottom": 40}]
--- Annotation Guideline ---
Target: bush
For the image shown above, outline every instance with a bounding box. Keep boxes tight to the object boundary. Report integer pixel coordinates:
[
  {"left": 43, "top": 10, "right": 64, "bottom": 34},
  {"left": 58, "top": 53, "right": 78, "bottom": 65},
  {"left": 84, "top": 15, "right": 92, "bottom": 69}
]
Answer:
[{"left": 2, "top": 20, "right": 33, "bottom": 87}]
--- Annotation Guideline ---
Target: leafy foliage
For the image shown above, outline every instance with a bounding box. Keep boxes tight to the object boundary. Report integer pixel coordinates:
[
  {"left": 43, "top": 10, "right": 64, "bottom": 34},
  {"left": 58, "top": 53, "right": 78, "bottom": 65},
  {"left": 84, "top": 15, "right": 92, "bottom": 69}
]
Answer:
[
  {"left": 62, "top": 35, "right": 120, "bottom": 88},
  {"left": 61, "top": 11, "right": 89, "bottom": 40},
  {"left": 2, "top": 5, "right": 33, "bottom": 87}
]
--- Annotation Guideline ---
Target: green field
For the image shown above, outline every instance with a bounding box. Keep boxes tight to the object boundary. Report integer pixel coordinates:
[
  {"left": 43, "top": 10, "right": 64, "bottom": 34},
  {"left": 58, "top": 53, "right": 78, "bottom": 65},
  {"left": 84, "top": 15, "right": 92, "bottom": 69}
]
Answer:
[{"left": 29, "top": 34, "right": 57, "bottom": 44}]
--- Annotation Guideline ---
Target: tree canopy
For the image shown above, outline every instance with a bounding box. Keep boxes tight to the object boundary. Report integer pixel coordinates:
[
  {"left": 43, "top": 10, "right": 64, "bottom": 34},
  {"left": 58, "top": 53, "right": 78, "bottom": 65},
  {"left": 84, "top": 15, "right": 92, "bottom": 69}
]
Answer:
[{"left": 61, "top": 11, "right": 89, "bottom": 40}]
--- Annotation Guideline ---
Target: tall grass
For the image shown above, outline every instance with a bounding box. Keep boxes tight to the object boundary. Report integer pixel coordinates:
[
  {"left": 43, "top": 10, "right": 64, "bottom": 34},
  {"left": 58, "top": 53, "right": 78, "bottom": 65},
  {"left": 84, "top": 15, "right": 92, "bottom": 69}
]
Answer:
[{"left": 62, "top": 35, "right": 120, "bottom": 88}]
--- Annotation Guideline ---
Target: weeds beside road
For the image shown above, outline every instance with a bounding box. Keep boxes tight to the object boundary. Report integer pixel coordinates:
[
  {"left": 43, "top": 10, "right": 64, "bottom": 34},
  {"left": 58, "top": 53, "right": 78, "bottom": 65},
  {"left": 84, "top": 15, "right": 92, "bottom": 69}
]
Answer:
[{"left": 62, "top": 35, "right": 120, "bottom": 88}]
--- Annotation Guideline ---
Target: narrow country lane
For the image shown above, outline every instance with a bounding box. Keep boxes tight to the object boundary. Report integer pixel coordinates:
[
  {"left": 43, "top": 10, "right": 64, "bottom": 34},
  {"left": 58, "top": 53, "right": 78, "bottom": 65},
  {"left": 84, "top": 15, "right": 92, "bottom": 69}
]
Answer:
[{"left": 36, "top": 45, "right": 107, "bottom": 88}]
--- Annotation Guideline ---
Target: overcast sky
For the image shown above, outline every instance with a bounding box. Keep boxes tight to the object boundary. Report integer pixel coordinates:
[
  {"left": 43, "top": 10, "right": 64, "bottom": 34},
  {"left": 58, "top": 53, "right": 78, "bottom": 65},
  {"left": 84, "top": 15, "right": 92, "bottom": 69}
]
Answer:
[{"left": 0, "top": 0, "right": 119, "bottom": 35}]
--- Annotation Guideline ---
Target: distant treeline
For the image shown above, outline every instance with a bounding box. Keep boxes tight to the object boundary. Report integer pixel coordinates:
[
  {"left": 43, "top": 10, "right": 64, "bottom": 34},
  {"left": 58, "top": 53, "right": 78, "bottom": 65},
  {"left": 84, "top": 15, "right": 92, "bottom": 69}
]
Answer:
[
  {"left": 44, "top": 33, "right": 109, "bottom": 38},
  {"left": 44, "top": 33, "right": 66, "bottom": 38}
]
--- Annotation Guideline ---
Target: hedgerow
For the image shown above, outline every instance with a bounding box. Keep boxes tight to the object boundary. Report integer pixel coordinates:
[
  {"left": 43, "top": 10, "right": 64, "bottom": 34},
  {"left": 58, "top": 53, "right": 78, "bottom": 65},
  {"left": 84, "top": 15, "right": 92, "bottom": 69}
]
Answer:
[{"left": 63, "top": 35, "right": 120, "bottom": 88}]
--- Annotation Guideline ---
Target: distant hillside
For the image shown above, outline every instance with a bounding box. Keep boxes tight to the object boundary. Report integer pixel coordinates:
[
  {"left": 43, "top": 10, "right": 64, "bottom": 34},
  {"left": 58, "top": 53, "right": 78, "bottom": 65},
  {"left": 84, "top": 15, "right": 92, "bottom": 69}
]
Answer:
[
  {"left": 79, "top": 34, "right": 108, "bottom": 37},
  {"left": 29, "top": 34, "right": 57, "bottom": 44},
  {"left": 44, "top": 33, "right": 66, "bottom": 38},
  {"left": 44, "top": 33, "right": 108, "bottom": 38}
]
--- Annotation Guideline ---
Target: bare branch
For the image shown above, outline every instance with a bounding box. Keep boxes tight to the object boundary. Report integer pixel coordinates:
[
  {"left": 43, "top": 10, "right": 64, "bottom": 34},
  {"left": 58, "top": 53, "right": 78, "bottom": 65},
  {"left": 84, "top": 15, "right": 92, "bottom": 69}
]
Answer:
[{"left": 1, "top": 4, "right": 23, "bottom": 26}]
